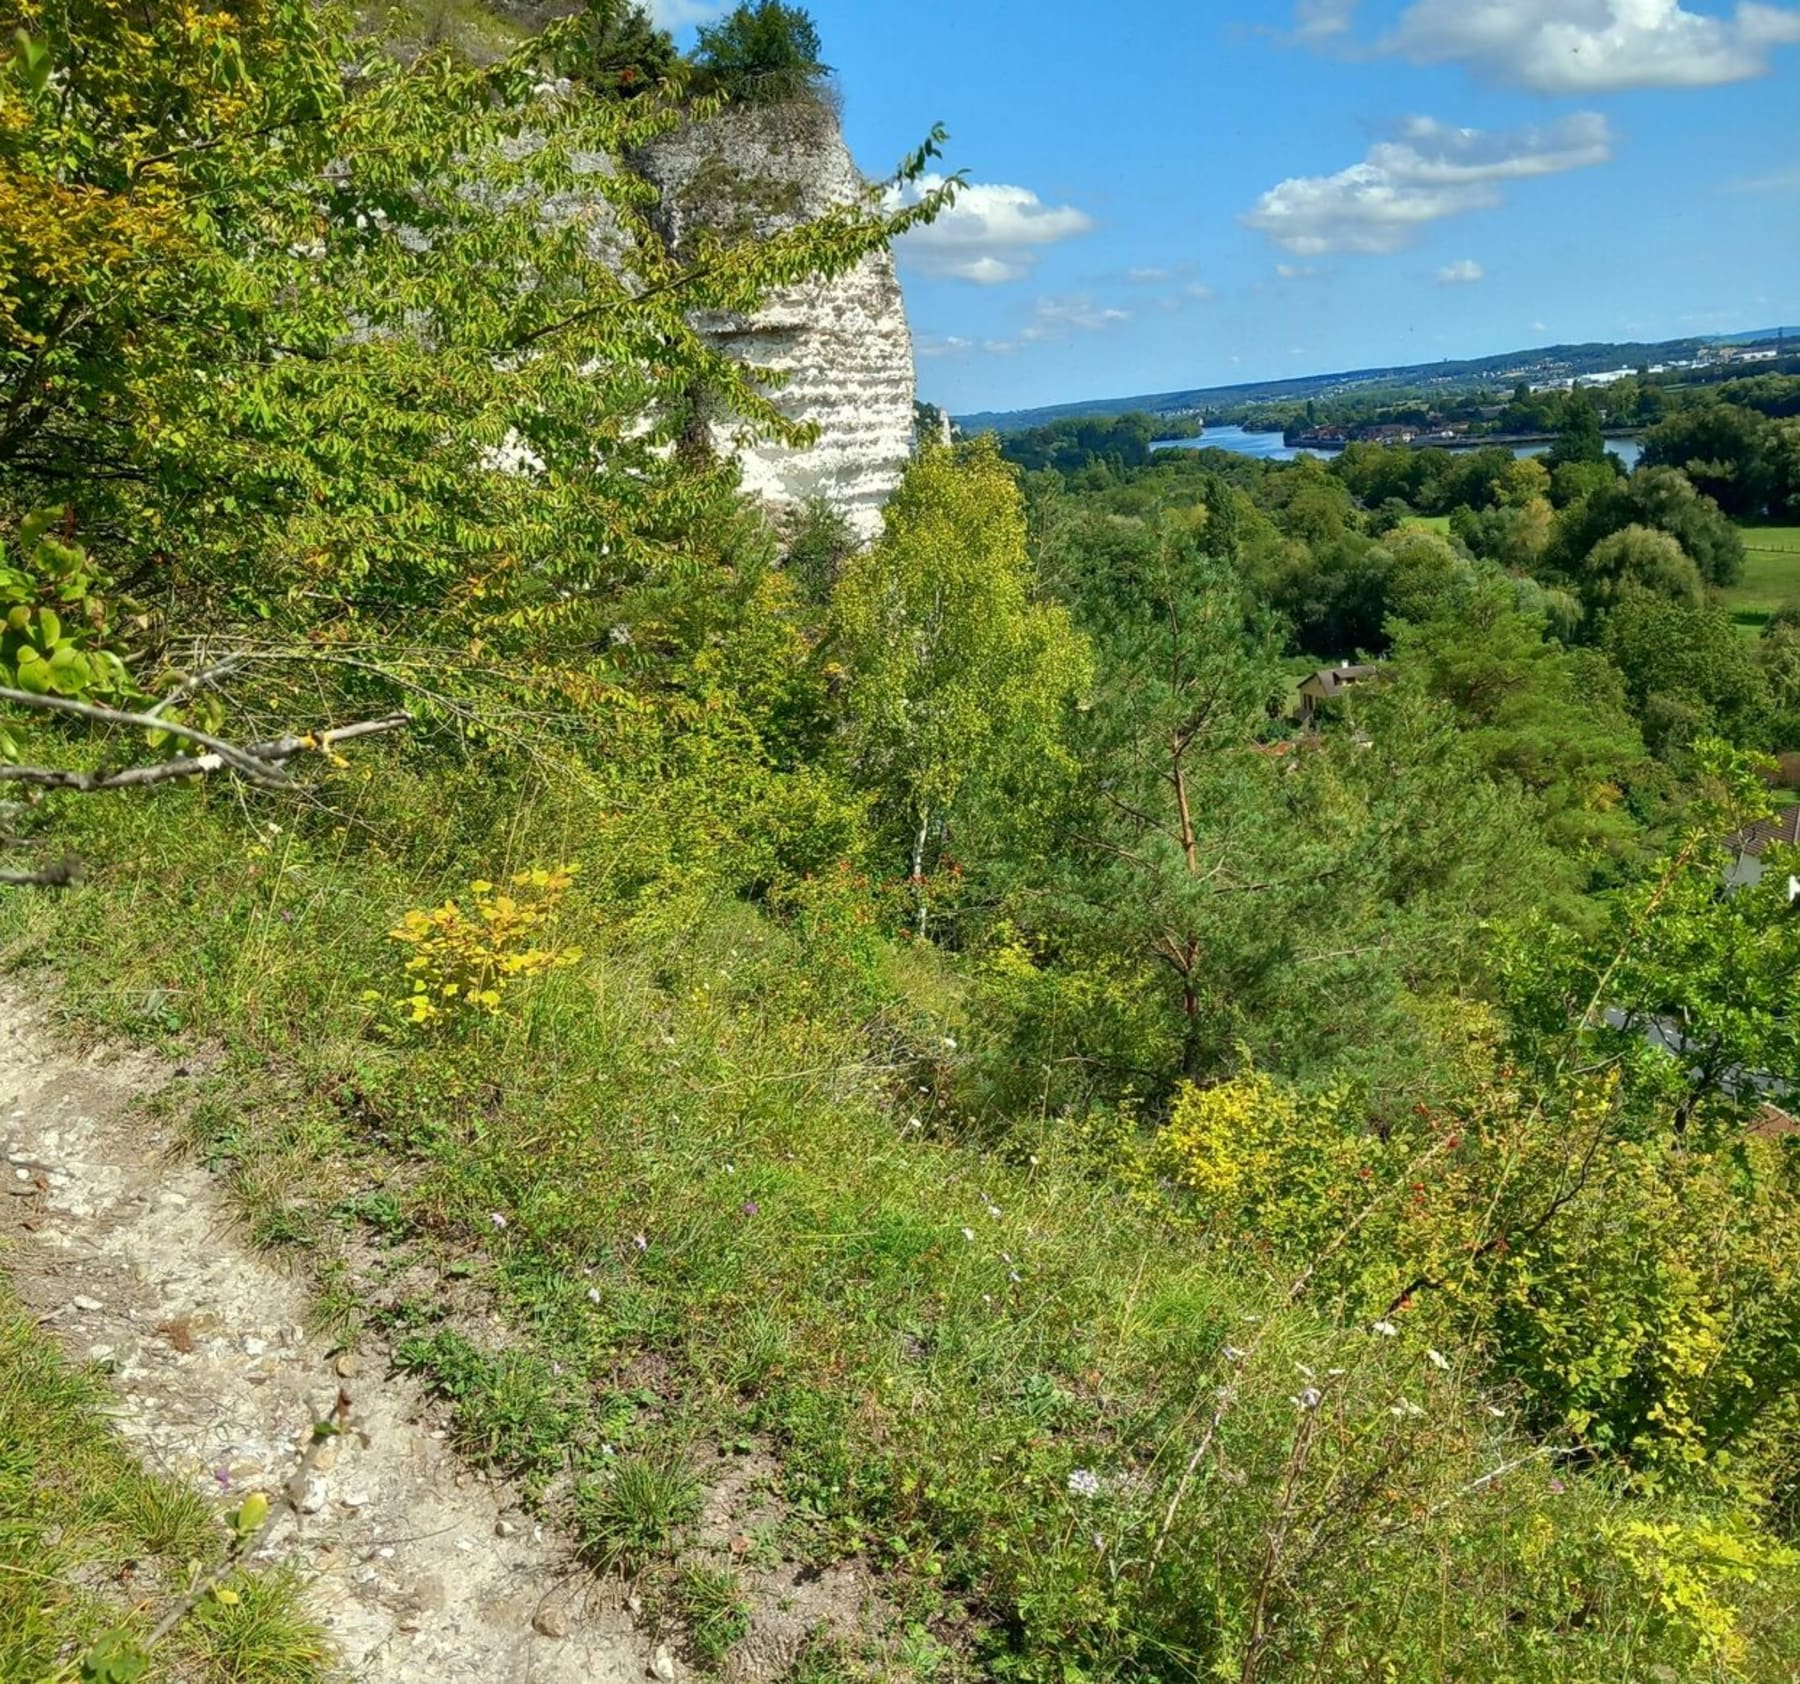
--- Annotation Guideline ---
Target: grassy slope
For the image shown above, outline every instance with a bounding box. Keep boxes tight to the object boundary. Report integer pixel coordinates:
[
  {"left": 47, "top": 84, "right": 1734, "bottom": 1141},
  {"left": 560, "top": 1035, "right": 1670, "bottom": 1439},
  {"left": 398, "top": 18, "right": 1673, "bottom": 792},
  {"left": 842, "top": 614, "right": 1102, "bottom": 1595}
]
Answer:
[
  {"left": 0, "top": 1289, "right": 328, "bottom": 1683},
  {"left": 3, "top": 763, "right": 1796, "bottom": 1681},
  {"left": 1723, "top": 523, "right": 1800, "bottom": 632}
]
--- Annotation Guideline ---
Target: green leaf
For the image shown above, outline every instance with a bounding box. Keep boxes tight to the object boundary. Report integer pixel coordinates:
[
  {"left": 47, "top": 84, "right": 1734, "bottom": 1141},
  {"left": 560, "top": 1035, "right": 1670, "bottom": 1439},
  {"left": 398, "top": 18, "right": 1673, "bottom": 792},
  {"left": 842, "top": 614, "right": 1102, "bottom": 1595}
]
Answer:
[
  {"left": 78, "top": 1629, "right": 150, "bottom": 1684},
  {"left": 12, "top": 645, "right": 51, "bottom": 693},
  {"left": 232, "top": 1490, "right": 270, "bottom": 1535}
]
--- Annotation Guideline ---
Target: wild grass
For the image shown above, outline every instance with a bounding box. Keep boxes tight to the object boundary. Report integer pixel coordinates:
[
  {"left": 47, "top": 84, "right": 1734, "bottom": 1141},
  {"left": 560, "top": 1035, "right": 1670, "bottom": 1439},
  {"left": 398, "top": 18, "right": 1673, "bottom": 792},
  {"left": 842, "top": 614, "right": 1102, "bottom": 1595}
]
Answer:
[
  {"left": 5, "top": 764, "right": 1798, "bottom": 1678},
  {"left": 0, "top": 1288, "right": 328, "bottom": 1683}
]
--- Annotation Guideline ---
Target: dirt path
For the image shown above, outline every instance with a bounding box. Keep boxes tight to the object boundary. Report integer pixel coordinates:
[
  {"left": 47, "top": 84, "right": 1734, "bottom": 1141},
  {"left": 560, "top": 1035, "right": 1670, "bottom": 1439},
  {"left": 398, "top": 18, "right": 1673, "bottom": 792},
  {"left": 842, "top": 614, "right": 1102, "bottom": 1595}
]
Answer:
[{"left": 0, "top": 984, "right": 659, "bottom": 1683}]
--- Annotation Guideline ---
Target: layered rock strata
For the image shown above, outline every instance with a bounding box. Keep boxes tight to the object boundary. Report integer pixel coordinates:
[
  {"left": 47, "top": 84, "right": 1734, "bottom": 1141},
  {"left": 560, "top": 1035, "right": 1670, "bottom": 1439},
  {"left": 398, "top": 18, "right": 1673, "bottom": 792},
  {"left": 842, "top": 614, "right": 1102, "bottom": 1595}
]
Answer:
[{"left": 637, "top": 102, "right": 916, "bottom": 542}]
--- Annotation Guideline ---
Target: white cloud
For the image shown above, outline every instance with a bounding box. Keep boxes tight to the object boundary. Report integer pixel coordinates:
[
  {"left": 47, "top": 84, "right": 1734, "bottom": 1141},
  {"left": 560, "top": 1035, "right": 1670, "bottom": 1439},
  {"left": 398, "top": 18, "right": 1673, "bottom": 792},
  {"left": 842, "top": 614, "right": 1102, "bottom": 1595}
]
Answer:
[
  {"left": 1728, "top": 163, "right": 1800, "bottom": 191},
  {"left": 1385, "top": 0, "right": 1800, "bottom": 93},
  {"left": 1276, "top": 262, "right": 1319, "bottom": 279},
  {"left": 1127, "top": 266, "right": 1173, "bottom": 283},
  {"left": 1437, "top": 257, "right": 1486, "bottom": 284},
  {"left": 1293, "top": 0, "right": 1360, "bottom": 42},
  {"left": 1244, "top": 113, "right": 1613, "bottom": 255},
  {"left": 981, "top": 294, "right": 1132, "bottom": 355},
  {"left": 645, "top": 0, "right": 729, "bottom": 26},
  {"left": 1530, "top": 319, "right": 1550, "bottom": 331},
  {"left": 1024, "top": 295, "right": 1131, "bottom": 337},
  {"left": 891, "top": 176, "right": 1095, "bottom": 285},
  {"left": 916, "top": 335, "right": 976, "bottom": 360}
]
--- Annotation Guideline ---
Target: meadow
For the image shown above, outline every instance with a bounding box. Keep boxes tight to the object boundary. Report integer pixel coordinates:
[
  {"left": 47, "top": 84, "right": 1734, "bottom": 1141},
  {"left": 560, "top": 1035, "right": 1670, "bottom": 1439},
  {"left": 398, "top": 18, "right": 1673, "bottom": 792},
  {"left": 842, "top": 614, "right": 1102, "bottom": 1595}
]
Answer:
[{"left": 1724, "top": 524, "right": 1800, "bottom": 632}]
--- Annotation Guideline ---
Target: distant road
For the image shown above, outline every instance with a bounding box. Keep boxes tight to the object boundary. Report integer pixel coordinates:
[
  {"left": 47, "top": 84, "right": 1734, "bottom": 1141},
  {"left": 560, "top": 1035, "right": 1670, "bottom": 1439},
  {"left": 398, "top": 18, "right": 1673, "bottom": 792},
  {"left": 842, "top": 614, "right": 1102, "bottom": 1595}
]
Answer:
[{"left": 1602, "top": 1008, "right": 1792, "bottom": 1099}]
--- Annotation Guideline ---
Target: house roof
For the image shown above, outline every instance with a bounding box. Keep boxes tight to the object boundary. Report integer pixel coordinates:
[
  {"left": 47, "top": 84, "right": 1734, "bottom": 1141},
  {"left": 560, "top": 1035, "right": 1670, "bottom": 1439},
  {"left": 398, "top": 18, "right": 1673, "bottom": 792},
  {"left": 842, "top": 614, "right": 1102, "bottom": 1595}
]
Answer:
[
  {"left": 1726, "top": 806, "right": 1800, "bottom": 858},
  {"left": 1301, "top": 663, "right": 1380, "bottom": 699},
  {"left": 1749, "top": 1104, "right": 1800, "bottom": 1141}
]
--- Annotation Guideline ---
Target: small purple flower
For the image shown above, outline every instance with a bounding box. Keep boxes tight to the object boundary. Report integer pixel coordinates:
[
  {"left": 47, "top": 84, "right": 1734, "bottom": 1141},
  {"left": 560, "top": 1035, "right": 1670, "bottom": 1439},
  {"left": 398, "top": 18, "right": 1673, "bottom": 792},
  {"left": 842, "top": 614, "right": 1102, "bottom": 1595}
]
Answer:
[
  {"left": 214, "top": 1467, "right": 232, "bottom": 1490},
  {"left": 1548, "top": 1477, "right": 1566, "bottom": 1495},
  {"left": 741, "top": 1201, "right": 760, "bottom": 1217}
]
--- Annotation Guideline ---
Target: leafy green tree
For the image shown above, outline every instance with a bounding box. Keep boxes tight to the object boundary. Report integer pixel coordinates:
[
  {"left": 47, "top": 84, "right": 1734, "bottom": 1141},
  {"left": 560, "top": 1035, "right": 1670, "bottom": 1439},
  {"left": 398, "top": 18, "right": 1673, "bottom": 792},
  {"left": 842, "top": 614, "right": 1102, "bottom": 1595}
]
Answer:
[
  {"left": 1643, "top": 402, "right": 1772, "bottom": 518},
  {"left": 1578, "top": 523, "right": 1705, "bottom": 617},
  {"left": 1758, "top": 615, "right": 1800, "bottom": 744},
  {"left": 561, "top": 0, "right": 678, "bottom": 95},
  {"left": 1546, "top": 391, "right": 1607, "bottom": 468},
  {"left": 833, "top": 439, "right": 1091, "bottom": 936},
  {"left": 1552, "top": 467, "right": 1743, "bottom": 588},
  {"left": 1389, "top": 575, "right": 1650, "bottom": 863},
  {"left": 691, "top": 1, "right": 828, "bottom": 104},
  {"left": 1014, "top": 527, "right": 1558, "bottom": 1095},
  {"left": 1603, "top": 596, "right": 1774, "bottom": 755},
  {"left": 1549, "top": 456, "right": 1622, "bottom": 510},
  {"left": 1450, "top": 494, "right": 1555, "bottom": 575},
  {"left": 1757, "top": 417, "right": 1800, "bottom": 522}
]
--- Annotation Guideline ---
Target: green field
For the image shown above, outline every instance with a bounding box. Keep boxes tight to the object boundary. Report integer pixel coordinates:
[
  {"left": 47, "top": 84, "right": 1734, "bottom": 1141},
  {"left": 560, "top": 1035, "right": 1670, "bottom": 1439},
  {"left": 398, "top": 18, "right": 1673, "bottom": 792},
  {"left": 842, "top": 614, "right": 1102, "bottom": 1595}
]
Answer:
[{"left": 1724, "top": 523, "right": 1800, "bottom": 632}]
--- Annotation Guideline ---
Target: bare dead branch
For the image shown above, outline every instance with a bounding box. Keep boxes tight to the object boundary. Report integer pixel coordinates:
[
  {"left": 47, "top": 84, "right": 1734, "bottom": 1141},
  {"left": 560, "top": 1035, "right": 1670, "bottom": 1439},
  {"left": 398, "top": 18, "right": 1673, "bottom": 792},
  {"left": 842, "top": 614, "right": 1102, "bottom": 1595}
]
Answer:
[
  {"left": 0, "top": 685, "right": 275, "bottom": 780},
  {"left": 0, "top": 713, "right": 410, "bottom": 793},
  {"left": 0, "top": 858, "right": 81, "bottom": 888}
]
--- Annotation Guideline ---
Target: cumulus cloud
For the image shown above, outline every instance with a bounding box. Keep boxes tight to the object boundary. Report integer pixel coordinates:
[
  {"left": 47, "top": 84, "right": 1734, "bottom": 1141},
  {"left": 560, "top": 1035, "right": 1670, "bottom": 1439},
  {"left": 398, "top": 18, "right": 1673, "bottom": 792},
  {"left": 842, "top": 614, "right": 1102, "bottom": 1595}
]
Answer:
[
  {"left": 1244, "top": 113, "right": 1613, "bottom": 255},
  {"left": 1437, "top": 258, "right": 1486, "bottom": 284},
  {"left": 1375, "top": 0, "right": 1800, "bottom": 92},
  {"left": 890, "top": 176, "right": 1095, "bottom": 284}
]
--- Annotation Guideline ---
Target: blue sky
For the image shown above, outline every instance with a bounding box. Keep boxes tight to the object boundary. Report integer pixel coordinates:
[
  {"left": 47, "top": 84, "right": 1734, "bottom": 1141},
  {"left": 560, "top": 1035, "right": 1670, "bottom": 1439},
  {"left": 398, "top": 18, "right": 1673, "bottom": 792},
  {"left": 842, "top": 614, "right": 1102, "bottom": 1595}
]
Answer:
[{"left": 657, "top": 1, "right": 1800, "bottom": 414}]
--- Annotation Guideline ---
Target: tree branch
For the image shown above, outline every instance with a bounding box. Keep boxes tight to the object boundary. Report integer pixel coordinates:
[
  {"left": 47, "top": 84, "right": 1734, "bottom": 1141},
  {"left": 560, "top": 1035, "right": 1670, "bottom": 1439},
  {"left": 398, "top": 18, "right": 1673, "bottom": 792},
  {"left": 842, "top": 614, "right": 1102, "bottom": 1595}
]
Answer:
[
  {"left": 0, "top": 686, "right": 276, "bottom": 780},
  {"left": 0, "top": 713, "right": 410, "bottom": 793}
]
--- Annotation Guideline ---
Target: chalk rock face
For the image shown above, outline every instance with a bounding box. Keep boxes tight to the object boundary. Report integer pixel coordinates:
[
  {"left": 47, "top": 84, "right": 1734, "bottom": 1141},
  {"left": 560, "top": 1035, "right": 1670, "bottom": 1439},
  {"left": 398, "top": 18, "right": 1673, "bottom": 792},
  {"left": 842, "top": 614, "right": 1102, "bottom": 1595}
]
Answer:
[{"left": 636, "top": 102, "right": 916, "bottom": 542}]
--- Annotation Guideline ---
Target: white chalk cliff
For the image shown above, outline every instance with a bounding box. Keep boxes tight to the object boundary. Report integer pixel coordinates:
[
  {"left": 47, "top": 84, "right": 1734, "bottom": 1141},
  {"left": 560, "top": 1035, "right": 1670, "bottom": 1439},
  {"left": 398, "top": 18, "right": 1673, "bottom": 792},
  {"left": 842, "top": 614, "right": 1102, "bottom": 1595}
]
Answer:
[{"left": 636, "top": 103, "right": 917, "bottom": 542}]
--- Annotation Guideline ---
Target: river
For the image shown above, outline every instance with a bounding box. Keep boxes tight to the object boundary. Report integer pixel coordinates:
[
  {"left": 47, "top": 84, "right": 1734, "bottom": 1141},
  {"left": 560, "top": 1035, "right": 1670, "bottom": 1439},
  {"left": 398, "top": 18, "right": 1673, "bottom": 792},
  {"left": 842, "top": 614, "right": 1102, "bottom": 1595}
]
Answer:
[{"left": 1152, "top": 424, "right": 1644, "bottom": 471}]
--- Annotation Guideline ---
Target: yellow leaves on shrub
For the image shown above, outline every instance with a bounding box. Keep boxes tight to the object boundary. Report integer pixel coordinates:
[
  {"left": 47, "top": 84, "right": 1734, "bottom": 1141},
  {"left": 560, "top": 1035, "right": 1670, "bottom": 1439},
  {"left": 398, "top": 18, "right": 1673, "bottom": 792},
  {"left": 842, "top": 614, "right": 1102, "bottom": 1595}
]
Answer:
[
  {"left": 1158, "top": 1069, "right": 1376, "bottom": 1253},
  {"left": 1608, "top": 1516, "right": 1798, "bottom": 1670},
  {"left": 379, "top": 866, "right": 582, "bottom": 1028}
]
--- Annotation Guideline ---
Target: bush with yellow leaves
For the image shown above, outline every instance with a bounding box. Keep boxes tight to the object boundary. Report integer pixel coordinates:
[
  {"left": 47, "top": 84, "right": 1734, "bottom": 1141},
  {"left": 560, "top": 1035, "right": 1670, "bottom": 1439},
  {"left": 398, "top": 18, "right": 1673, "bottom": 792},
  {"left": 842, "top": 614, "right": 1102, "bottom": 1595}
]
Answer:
[{"left": 380, "top": 867, "right": 582, "bottom": 1027}]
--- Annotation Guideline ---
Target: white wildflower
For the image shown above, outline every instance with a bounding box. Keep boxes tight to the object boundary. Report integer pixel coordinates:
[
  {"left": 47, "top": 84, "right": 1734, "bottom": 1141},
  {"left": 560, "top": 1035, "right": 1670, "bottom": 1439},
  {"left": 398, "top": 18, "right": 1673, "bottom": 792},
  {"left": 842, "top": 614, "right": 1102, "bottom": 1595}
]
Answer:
[
  {"left": 1067, "top": 1469, "right": 1102, "bottom": 1499},
  {"left": 1292, "top": 1387, "right": 1323, "bottom": 1411},
  {"left": 1427, "top": 1349, "right": 1452, "bottom": 1371},
  {"left": 1372, "top": 1319, "right": 1400, "bottom": 1337}
]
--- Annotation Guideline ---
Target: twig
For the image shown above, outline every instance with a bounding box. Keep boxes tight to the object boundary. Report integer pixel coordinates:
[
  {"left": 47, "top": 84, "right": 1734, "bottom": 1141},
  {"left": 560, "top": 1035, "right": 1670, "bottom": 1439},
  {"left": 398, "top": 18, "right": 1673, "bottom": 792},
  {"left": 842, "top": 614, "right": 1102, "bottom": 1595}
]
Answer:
[
  {"left": 0, "top": 686, "right": 275, "bottom": 781},
  {"left": 0, "top": 857, "right": 80, "bottom": 888},
  {"left": 0, "top": 713, "right": 410, "bottom": 793},
  {"left": 143, "top": 658, "right": 246, "bottom": 721}
]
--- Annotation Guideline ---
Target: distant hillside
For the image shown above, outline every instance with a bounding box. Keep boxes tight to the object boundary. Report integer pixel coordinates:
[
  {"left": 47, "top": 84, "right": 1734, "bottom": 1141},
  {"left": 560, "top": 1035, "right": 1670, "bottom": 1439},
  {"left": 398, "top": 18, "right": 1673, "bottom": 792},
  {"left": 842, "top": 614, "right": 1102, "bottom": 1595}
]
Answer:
[{"left": 955, "top": 329, "right": 1791, "bottom": 434}]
